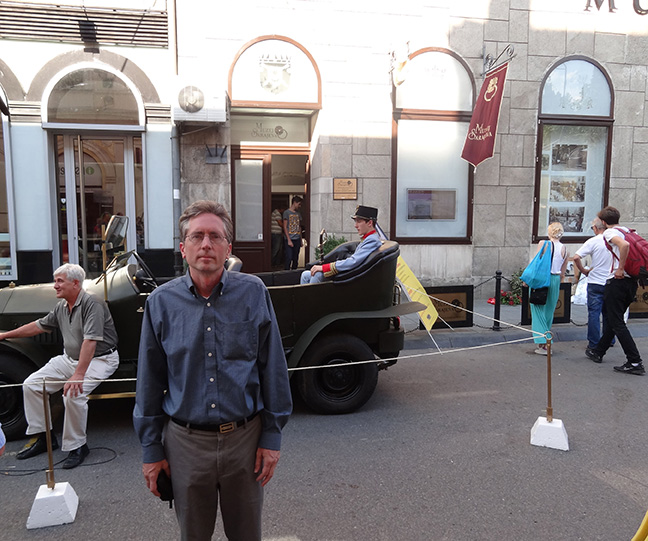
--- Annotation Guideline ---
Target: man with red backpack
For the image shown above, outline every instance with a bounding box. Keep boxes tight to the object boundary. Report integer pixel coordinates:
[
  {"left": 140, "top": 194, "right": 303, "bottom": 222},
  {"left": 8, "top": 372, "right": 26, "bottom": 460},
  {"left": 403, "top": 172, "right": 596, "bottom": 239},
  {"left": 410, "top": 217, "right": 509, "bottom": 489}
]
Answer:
[{"left": 585, "top": 206, "right": 645, "bottom": 375}]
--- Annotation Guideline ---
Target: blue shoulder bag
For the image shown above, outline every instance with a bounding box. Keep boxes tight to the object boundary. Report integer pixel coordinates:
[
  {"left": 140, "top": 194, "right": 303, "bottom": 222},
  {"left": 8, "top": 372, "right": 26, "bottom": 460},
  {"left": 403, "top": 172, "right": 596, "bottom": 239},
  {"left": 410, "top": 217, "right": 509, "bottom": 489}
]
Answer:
[{"left": 521, "top": 240, "right": 553, "bottom": 290}]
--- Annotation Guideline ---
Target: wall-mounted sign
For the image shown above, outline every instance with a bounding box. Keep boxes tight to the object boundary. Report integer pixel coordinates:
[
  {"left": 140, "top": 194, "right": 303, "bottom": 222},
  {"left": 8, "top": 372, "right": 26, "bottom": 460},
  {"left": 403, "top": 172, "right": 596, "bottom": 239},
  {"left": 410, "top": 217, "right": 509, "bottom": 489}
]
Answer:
[
  {"left": 423, "top": 285, "right": 473, "bottom": 329},
  {"left": 407, "top": 189, "right": 456, "bottom": 220},
  {"left": 230, "top": 115, "right": 309, "bottom": 145},
  {"left": 333, "top": 178, "right": 357, "bottom": 200}
]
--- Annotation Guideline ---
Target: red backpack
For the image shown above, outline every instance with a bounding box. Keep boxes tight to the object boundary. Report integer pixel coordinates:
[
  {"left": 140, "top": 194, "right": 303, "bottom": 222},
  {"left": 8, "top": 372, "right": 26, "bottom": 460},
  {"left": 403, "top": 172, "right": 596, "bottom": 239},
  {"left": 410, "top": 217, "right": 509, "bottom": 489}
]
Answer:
[{"left": 605, "top": 227, "right": 648, "bottom": 285}]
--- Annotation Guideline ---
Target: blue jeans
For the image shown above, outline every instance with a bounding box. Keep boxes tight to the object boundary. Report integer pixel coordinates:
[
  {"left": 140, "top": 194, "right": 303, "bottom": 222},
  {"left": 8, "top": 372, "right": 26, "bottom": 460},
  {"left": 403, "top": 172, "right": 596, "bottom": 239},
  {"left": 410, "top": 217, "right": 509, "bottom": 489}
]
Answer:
[
  {"left": 284, "top": 237, "right": 301, "bottom": 270},
  {"left": 586, "top": 282, "right": 607, "bottom": 349}
]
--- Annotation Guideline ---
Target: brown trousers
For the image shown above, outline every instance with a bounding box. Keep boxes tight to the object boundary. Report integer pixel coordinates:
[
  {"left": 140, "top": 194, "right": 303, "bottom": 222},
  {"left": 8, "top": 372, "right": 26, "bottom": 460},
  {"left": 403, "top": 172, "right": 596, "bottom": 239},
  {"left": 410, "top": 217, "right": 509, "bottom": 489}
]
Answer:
[{"left": 164, "top": 416, "right": 263, "bottom": 541}]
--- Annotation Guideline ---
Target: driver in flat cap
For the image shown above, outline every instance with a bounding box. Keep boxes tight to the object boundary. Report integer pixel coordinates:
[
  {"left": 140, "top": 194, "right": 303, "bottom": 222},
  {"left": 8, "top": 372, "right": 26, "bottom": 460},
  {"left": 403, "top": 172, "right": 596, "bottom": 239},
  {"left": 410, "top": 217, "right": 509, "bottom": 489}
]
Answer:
[{"left": 301, "top": 205, "right": 382, "bottom": 284}]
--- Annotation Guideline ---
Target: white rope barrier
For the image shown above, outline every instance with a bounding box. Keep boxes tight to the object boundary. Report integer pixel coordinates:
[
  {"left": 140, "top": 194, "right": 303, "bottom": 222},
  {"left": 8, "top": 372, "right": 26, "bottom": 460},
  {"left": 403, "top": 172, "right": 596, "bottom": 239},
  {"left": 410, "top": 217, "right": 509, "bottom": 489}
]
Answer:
[{"left": 0, "top": 289, "right": 553, "bottom": 388}]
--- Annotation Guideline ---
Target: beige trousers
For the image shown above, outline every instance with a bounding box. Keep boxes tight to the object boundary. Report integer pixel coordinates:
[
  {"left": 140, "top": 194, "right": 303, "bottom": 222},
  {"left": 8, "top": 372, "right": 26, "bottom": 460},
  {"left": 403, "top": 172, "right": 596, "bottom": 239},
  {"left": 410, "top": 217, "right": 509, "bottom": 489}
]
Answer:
[
  {"left": 164, "top": 415, "right": 264, "bottom": 541},
  {"left": 23, "top": 352, "right": 119, "bottom": 451}
]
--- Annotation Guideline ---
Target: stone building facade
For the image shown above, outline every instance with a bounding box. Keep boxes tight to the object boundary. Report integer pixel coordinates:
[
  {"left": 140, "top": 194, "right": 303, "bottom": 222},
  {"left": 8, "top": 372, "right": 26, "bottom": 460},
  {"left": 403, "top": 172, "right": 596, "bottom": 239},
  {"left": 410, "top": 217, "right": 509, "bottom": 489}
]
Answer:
[{"left": 0, "top": 0, "right": 646, "bottom": 292}]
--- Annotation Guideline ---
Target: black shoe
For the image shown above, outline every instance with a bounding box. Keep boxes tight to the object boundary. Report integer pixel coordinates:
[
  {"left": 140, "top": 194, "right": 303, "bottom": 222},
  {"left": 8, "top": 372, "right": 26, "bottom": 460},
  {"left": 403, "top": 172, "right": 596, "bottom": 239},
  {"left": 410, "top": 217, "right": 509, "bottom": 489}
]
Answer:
[
  {"left": 613, "top": 362, "right": 645, "bottom": 376},
  {"left": 62, "top": 444, "right": 89, "bottom": 469},
  {"left": 16, "top": 433, "right": 58, "bottom": 460},
  {"left": 585, "top": 348, "right": 602, "bottom": 363}
]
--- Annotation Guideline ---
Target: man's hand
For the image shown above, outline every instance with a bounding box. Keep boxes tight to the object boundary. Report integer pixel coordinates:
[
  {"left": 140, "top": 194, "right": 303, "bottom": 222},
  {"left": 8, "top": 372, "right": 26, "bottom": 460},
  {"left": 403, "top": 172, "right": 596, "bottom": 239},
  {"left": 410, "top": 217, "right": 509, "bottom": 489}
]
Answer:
[
  {"left": 287, "top": 239, "right": 293, "bottom": 247},
  {"left": 614, "top": 267, "right": 626, "bottom": 279},
  {"left": 255, "top": 447, "right": 280, "bottom": 487},
  {"left": 143, "top": 459, "right": 170, "bottom": 497},
  {"left": 310, "top": 265, "right": 323, "bottom": 276},
  {"left": 63, "top": 371, "right": 86, "bottom": 397}
]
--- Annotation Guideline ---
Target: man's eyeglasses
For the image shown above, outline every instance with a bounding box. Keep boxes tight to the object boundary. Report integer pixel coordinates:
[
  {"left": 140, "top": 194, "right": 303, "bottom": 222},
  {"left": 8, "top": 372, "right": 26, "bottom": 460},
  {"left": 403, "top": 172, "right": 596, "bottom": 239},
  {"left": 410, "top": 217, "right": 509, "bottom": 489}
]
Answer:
[{"left": 185, "top": 232, "right": 228, "bottom": 245}]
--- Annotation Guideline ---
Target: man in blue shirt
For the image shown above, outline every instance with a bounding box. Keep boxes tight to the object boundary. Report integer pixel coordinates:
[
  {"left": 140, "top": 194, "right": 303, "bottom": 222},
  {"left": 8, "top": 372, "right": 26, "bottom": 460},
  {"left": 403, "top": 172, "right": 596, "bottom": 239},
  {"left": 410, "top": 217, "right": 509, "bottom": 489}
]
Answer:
[
  {"left": 301, "top": 205, "right": 382, "bottom": 284},
  {"left": 134, "top": 200, "right": 292, "bottom": 541}
]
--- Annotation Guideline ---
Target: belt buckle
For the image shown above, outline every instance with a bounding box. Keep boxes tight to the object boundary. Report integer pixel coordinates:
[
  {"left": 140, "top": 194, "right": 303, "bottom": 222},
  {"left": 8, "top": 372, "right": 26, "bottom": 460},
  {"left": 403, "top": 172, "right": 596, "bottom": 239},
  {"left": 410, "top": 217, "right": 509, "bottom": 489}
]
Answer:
[{"left": 219, "top": 422, "right": 235, "bottom": 434}]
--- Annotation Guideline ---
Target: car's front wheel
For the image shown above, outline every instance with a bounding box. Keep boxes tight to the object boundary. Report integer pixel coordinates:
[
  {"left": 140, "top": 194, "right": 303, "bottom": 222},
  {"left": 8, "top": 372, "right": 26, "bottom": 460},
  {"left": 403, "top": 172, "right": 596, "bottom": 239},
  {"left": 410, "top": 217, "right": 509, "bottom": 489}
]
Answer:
[
  {"left": 296, "top": 334, "right": 378, "bottom": 414},
  {"left": 0, "top": 353, "right": 34, "bottom": 440}
]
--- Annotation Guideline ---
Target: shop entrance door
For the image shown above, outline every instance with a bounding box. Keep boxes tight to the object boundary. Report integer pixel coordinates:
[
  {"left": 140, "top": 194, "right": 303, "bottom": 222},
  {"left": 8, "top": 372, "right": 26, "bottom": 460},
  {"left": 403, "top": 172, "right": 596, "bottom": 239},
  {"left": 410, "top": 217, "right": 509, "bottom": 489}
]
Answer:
[
  {"left": 56, "top": 134, "right": 143, "bottom": 277},
  {"left": 232, "top": 151, "right": 308, "bottom": 273}
]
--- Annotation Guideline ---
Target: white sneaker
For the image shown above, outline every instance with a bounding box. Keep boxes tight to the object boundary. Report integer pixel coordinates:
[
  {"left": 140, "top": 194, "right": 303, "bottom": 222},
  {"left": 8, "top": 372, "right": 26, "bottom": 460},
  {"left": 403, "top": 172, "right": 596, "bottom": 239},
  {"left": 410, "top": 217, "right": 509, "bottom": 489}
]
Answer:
[{"left": 535, "top": 347, "right": 547, "bottom": 355}]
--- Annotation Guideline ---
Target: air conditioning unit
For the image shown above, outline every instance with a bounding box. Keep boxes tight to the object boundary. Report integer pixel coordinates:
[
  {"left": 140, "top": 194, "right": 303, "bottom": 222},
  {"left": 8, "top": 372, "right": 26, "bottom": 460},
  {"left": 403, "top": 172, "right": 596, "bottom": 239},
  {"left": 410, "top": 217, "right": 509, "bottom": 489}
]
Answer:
[{"left": 173, "top": 83, "right": 227, "bottom": 124}]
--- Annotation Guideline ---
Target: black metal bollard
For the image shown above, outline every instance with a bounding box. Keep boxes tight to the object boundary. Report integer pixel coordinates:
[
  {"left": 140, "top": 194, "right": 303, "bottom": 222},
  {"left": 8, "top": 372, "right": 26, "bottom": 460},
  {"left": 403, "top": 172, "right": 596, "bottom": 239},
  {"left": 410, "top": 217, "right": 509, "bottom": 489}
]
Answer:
[{"left": 492, "top": 270, "right": 502, "bottom": 331}]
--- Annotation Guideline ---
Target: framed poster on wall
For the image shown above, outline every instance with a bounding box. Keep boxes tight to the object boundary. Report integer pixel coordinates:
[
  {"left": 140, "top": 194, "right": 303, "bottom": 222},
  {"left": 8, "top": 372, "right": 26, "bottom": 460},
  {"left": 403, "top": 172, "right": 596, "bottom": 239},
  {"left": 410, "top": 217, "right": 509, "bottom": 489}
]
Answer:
[{"left": 407, "top": 189, "right": 456, "bottom": 221}]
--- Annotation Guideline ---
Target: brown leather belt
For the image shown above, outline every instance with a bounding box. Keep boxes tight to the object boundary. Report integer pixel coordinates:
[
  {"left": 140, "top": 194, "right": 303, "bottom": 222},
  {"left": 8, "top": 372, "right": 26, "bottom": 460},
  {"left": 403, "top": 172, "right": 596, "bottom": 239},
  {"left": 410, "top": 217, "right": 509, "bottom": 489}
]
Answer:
[{"left": 170, "top": 412, "right": 258, "bottom": 434}]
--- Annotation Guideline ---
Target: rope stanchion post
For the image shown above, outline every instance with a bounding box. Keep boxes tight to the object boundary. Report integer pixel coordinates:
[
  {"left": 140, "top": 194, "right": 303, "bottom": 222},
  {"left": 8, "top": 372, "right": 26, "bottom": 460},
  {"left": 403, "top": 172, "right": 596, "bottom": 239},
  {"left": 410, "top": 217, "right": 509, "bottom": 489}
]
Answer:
[
  {"left": 530, "top": 333, "right": 569, "bottom": 451},
  {"left": 42, "top": 379, "right": 55, "bottom": 490},
  {"left": 546, "top": 338, "right": 553, "bottom": 422},
  {"left": 26, "top": 380, "right": 79, "bottom": 529},
  {"left": 492, "top": 271, "right": 502, "bottom": 331}
]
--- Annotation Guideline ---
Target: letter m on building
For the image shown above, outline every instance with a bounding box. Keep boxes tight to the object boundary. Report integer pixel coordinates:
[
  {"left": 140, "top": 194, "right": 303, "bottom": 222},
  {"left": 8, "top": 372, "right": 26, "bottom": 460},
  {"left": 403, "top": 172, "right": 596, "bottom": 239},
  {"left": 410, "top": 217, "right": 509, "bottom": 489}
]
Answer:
[{"left": 585, "top": 0, "right": 616, "bottom": 11}]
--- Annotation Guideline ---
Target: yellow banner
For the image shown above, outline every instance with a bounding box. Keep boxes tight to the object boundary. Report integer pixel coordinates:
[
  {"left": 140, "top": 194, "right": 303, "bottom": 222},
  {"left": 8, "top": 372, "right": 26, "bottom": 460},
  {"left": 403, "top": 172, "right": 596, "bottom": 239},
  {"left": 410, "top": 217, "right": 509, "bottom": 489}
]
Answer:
[{"left": 395, "top": 256, "right": 438, "bottom": 331}]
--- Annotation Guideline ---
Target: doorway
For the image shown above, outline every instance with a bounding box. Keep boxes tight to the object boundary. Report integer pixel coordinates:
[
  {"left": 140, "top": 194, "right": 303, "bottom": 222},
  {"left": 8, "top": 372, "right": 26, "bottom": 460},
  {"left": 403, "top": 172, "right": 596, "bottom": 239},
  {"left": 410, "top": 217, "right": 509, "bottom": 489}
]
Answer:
[
  {"left": 232, "top": 151, "right": 308, "bottom": 273},
  {"left": 55, "top": 134, "right": 143, "bottom": 277}
]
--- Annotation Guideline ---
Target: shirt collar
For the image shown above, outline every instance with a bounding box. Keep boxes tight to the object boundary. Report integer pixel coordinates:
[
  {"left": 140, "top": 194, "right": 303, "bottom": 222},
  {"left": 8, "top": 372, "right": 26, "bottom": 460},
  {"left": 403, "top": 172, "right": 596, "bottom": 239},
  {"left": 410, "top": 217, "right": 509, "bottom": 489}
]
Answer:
[
  {"left": 70, "top": 288, "right": 86, "bottom": 310},
  {"left": 362, "top": 230, "right": 376, "bottom": 240},
  {"left": 184, "top": 268, "right": 227, "bottom": 299}
]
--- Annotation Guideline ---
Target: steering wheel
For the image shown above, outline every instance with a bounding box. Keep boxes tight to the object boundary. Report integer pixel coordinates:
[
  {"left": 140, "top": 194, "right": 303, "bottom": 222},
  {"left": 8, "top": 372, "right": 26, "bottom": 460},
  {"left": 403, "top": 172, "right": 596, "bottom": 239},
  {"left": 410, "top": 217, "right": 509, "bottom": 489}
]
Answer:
[
  {"left": 131, "top": 251, "right": 158, "bottom": 290},
  {"left": 105, "top": 250, "right": 158, "bottom": 290}
]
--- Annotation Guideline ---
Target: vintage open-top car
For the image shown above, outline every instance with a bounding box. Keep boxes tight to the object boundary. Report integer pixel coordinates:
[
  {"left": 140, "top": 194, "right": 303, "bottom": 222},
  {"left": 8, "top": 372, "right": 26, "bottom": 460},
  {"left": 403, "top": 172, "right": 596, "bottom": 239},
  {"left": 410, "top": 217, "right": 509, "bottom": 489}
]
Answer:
[{"left": 0, "top": 217, "right": 423, "bottom": 440}]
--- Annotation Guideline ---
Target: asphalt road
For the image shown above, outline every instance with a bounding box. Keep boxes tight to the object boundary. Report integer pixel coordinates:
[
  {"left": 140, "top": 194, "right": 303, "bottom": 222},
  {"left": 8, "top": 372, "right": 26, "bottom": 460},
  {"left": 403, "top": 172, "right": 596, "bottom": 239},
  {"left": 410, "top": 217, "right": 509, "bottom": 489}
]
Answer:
[{"left": 2, "top": 336, "right": 648, "bottom": 540}]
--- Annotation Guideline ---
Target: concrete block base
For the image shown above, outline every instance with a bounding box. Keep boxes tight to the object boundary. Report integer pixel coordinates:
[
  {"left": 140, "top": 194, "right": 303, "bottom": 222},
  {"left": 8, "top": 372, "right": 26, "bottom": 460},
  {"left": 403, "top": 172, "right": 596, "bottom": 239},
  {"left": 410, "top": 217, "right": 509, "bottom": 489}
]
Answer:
[
  {"left": 26, "top": 482, "right": 79, "bottom": 529},
  {"left": 530, "top": 416, "right": 569, "bottom": 451}
]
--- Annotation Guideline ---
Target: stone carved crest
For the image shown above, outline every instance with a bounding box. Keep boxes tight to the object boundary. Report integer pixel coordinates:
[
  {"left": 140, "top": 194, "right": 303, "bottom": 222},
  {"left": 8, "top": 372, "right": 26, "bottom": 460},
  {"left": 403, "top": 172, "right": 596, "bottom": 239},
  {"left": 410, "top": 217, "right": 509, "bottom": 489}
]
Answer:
[{"left": 259, "top": 54, "right": 291, "bottom": 95}]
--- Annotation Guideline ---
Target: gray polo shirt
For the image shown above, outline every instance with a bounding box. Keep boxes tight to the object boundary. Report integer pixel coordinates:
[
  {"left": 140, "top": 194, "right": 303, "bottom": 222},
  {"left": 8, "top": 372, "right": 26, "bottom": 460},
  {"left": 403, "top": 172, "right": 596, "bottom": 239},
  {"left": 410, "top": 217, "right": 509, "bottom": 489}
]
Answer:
[{"left": 36, "top": 289, "right": 118, "bottom": 360}]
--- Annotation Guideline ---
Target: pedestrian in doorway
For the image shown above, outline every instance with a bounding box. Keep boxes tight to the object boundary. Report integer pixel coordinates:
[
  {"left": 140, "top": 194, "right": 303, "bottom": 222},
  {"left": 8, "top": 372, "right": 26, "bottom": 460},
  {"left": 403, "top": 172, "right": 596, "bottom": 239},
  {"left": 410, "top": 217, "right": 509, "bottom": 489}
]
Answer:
[
  {"left": 283, "top": 196, "right": 303, "bottom": 270},
  {"left": 271, "top": 204, "right": 285, "bottom": 267}
]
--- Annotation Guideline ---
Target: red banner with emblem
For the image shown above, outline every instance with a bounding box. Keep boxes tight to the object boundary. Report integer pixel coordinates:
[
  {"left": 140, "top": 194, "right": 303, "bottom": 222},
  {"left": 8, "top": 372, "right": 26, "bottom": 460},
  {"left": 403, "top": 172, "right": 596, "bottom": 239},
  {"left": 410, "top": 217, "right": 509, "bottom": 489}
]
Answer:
[{"left": 461, "top": 62, "right": 509, "bottom": 168}]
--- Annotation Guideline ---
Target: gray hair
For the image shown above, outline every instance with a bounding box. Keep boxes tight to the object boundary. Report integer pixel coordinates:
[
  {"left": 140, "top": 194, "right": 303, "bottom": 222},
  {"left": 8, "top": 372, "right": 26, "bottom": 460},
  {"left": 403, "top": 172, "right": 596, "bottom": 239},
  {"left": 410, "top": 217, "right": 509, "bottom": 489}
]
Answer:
[
  {"left": 592, "top": 218, "right": 605, "bottom": 232},
  {"left": 179, "top": 200, "right": 234, "bottom": 243},
  {"left": 54, "top": 263, "right": 86, "bottom": 283}
]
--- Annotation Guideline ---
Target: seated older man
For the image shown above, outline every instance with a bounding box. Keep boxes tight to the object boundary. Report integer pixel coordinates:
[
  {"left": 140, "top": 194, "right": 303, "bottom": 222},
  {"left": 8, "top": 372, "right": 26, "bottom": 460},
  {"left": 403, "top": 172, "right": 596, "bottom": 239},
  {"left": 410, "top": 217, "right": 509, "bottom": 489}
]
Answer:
[{"left": 301, "top": 205, "right": 382, "bottom": 284}]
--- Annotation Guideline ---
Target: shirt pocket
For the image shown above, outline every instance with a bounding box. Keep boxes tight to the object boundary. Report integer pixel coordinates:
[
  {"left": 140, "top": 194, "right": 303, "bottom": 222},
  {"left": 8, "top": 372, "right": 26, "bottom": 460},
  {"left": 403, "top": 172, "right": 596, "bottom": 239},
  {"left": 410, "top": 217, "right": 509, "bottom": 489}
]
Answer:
[{"left": 219, "top": 321, "right": 258, "bottom": 362}]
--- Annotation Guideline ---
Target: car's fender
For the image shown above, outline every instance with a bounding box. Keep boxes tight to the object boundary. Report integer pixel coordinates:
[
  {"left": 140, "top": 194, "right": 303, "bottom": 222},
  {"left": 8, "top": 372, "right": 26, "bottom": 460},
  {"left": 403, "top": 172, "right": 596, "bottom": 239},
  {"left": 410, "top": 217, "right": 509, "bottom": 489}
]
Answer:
[
  {"left": 285, "top": 300, "right": 425, "bottom": 369},
  {"left": 0, "top": 336, "right": 53, "bottom": 370}
]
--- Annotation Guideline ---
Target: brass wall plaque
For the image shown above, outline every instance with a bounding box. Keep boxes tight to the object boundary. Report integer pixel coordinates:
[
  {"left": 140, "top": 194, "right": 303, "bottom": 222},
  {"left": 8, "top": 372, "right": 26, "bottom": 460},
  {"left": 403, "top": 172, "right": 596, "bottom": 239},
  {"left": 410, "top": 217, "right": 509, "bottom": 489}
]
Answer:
[{"left": 333, "top": 178, "right": 357, "bottom": 200}]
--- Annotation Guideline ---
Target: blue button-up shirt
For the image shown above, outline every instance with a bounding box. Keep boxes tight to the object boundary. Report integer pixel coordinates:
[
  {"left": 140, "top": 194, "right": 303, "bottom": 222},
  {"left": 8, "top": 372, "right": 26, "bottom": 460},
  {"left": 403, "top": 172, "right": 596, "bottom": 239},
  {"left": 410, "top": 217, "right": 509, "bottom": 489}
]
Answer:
[{"left": 133, "top": 270, "right": 292, "bottom": 463}]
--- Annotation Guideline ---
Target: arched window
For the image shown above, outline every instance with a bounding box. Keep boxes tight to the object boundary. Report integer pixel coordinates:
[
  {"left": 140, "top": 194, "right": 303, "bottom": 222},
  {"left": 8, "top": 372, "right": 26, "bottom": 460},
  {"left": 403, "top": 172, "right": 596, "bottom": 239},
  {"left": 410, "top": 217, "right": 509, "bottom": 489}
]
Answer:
[
  {"left": 534, "top": 57, "right": 613, "bottom": 239},
  {"left": 47, "top": 68, "right": 140, "bottom": 125},
  {"left": 391, "top": 48, "right": 475, "bottom": 243}
]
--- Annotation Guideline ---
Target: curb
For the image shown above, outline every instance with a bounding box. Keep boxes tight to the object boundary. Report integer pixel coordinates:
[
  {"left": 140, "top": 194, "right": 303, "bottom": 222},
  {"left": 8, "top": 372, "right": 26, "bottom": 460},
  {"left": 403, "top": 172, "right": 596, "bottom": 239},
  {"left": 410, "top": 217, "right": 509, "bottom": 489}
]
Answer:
[{"left": 404, "top": 321, "right": 648, "bottom": 350}]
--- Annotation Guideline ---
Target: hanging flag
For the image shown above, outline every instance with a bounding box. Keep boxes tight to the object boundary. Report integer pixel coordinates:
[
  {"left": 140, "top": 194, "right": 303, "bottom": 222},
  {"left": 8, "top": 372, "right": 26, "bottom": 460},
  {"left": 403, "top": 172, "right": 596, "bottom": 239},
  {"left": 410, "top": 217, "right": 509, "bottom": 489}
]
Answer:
[{"left": 461, "top": 62, "right": 509, "bottom": 168}]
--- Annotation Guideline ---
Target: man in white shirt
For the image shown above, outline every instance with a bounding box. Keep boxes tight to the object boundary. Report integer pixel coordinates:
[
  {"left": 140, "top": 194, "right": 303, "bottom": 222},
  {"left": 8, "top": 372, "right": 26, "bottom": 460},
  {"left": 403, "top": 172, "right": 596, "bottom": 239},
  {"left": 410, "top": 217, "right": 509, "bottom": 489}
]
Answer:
[
  {"left": 585, "top": 207, "right": 644, "bottom": 375},
  {"left": 573, "top": 218, "right": 613, "bottom": 353}
]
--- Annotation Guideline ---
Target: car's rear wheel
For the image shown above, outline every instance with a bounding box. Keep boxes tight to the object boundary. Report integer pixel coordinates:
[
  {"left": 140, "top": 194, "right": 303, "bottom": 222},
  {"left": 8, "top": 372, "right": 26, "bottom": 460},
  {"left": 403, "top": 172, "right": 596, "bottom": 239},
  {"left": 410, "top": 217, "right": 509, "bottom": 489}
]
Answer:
[
  {"left": 0, "top": 354, "right": 34, "bottom": 440},
  {"left": 296, "top": 334, "right": 378, "bottom": 414}
]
